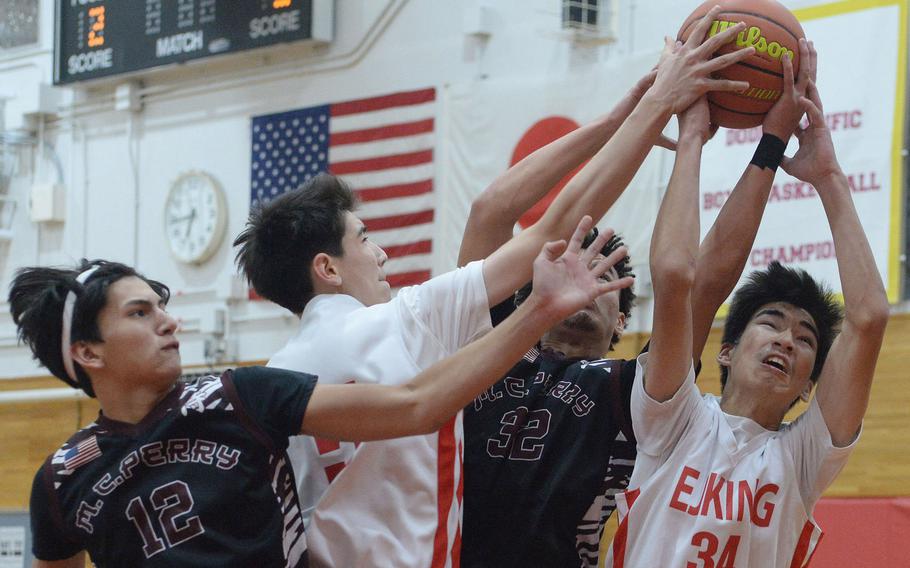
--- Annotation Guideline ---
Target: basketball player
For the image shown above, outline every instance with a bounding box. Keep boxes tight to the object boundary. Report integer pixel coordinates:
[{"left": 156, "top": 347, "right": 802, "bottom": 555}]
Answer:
[
  {"left": 459, "top": 37, "right": 817, "bottom": 568},
  {"left": 234, "top": 8, "right": 755, "bottom": 566},
  {"left": 15, "top": 221, "right": 621, "bottom": 567},
  {"left": 606, "top": 66, "right": 890, "bottom": 566}
]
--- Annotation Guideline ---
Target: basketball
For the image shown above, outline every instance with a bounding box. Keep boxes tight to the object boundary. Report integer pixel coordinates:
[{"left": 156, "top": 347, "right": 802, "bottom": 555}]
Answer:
[{"left": 678, "top": 0, "right": 805, "bottom": 129}]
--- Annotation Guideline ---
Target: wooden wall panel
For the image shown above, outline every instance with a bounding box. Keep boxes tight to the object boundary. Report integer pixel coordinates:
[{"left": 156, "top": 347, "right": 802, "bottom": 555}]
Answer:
[{"left": 1, "top": 315, "right": 907, "bottom": 518}]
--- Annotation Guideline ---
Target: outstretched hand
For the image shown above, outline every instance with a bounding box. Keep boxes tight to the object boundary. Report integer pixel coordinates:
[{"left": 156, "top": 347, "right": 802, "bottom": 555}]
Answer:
[
  {"left": 651, "top": 6, "right": 755, "bottom": 115},
  {"left": 612, "top": 69, "right": 679, "bottom": 151},
  {"left": 763, "top": 38, "right": 817, "bottom": 140},
  {"left": 780, "top": 80, "right": 842, "bottom": 186},
  {"left": 528, "top": 216, "right": 634, "bottom": 321}
]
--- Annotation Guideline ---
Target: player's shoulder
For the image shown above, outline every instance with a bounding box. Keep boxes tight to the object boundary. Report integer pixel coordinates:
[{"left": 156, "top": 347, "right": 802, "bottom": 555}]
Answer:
[
  {"left": 45, "top": 421, "right": 106, "bottom": 480},
  {"left": 576, "top": 357, "right": 631, "bottom": 376}
]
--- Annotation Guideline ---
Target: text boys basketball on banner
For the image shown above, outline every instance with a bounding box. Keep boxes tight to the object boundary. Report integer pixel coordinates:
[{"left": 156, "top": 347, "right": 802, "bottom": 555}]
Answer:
[
  {"left": 250, "top": 87, "right": 437, "bottom": 294},
  {"left": 699, "top": 0, "right": 906, "bottom": 303}
]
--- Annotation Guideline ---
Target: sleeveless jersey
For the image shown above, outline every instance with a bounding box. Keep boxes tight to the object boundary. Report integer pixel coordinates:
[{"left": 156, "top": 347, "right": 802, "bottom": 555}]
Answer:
[
  {"left": 606, "top": 353, "right": 857, "bottom": 568},
  {"left": 29, "top": 367, "right": 315, "bottom": 567},
  {"left": 461, "top": 298, "right": 638, "bottom": 568}
]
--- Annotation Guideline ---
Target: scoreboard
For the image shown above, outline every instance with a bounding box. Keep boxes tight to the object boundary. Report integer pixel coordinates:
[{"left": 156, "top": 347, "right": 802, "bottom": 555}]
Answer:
[{"left": 54, "top": 0, "right": 333, "bottom": 85}]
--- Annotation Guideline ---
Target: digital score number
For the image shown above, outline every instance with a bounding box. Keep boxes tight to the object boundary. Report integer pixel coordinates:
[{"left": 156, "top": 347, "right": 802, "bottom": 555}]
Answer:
[{"left": 54, "top": 0, "right": 332, "bottom": 85}]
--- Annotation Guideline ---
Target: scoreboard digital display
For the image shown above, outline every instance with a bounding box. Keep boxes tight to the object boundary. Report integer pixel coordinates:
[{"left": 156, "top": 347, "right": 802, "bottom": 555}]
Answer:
[{"left": 54, "top": 0, "right": 332, "bottom": 85}]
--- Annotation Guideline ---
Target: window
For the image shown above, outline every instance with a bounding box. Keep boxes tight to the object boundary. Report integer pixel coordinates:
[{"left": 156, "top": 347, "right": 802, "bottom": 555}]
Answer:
[
  {"left": 0, "top": 0, "right": 39, "bottom": 50},
  {"left": 560, "top": 0, "right": 616, "bottom": 42}
]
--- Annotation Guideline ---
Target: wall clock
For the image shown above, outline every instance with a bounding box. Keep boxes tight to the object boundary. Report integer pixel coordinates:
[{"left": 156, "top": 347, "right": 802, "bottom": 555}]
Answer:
[{"left": 164, "top": 171, "right": 227, "bottom": 265}]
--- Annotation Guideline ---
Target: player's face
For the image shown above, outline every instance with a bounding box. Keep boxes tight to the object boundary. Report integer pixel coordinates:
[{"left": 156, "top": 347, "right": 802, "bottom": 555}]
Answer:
[
  {"left": 335, "top": 211, "right": 391, "bottom": 306},
  {"left": 722, "top": 301, "right": 819, "bottom": 405},
  {"left": 550, "top": 259, "right": 624, "bottom": 352},
  {"left": 90, "top": 277, "right": 182, "bottom": 387}
]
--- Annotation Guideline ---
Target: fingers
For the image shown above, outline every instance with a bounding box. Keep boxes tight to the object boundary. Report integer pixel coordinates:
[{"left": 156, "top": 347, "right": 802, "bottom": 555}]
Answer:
[
  {"left": 601, "top": 243, "right": 628, "bottom": 268},
  {"left": 808, "top": 40, "right": 818, "bottom": 84},
  {"left": 566, "top": 215, "right": 594, "bottom": 257},
  {"left": 804, "top": 79, "right": 824, "bottom": 114},
  {"left": 662, "top": 35, "right": 677, "bottom": 58},
  {"left": 795, "top": 38, "right": 810, "bottom": 89},
  {"left": 580, "top": 227, "right": 615, "bottom": 266},
  {"left": 685, "top": 6, "right": 724, "bottom": 49},
  {"left": 799, "top": 93, "right": 825, "bottom": 126},
  {"left": 781, "top": 52, "right": 794, "bottom": 93},
  {"left": 704, "top": 78, "right": 750, "bottom": 93},
  {"left": 703, "top": 45, "right": 755, "bottom": 74},
  {"left": 696, "top": 20, "right": 747, "bottom": 57},
  {"left": 540, "top": 239, "right": 567, "bottom": 262},
  {"left": 598, "top": 275, "right": 635, "bottom": 295}
]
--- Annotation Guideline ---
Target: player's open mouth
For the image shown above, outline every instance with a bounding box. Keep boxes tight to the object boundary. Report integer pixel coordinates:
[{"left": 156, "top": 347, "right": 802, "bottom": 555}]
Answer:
[{"left": 761, "top": 354, "right": 789, "bottom": 375}]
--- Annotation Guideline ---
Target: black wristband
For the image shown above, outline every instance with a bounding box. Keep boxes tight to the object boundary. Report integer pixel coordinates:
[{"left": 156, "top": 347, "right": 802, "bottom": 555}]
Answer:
[{"left": 750, "top": 133, "right": 787, "bottom": 171}]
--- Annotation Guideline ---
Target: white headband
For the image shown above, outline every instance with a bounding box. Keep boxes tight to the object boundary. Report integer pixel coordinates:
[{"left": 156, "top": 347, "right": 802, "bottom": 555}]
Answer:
[{"left": 61, "top": 265, "right": 101, "bottom": 384}]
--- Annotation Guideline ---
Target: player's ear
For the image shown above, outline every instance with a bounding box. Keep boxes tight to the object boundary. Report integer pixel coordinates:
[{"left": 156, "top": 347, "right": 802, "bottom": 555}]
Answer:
[
  {"left": 613, "top": 313, "right": 627, "bottom": 339},
  {"left": 716, "top": 343, "right": 735, "bottom": 368},
  {"left": 799, "top": 381, "right": 813, "bottom": 402},
  {"left": 72, "top": 341, "right": 104, "bottom": 371},
  {"left": 311, "top": 253, "right": 342, "bottom": 289}
]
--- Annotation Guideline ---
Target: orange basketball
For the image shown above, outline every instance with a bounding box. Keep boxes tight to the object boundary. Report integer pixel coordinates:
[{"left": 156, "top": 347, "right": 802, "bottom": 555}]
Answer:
[{"left": 678, "top": 0, "right": 805, "bottom": 129}]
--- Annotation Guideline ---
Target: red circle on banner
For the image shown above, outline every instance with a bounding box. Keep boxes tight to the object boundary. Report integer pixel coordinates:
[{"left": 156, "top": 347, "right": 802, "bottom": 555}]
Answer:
[{"left": 512, "top": 116, "right": 583, "bottom": 228}]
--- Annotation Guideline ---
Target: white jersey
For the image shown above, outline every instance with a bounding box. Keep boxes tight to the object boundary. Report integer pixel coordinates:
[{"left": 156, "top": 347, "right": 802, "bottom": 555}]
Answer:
[
  {"left": 268, "top": 260, "right": 491, "bottom": 568},
  {"left": 606, "top": 353, "right": 858, "bottom": 568}
]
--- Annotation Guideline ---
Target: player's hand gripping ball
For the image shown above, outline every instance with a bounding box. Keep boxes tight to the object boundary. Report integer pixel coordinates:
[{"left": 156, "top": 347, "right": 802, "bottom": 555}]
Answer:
[{"left": 678, "top": 0, "right": 805, "bottom": 129}]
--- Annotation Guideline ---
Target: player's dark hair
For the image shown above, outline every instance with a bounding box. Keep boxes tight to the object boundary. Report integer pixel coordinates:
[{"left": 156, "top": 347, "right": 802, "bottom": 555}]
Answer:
[
  {"left": 514, "top": 228, "right": 635, "bottom": 349},
  {"left": 234, "top": 173, "right": 356, "bottom": 315},
  {"left": 8, "top": 259, "right": 170, "bottom": 397},
  {"left": 720, "top": 261, "right": 842, "bottom": 389}
]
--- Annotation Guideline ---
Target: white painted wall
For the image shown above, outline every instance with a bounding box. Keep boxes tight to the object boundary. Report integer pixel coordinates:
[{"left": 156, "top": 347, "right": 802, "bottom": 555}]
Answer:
[{"left": 0, "top": 0, "right": 885, "bottom": 381}]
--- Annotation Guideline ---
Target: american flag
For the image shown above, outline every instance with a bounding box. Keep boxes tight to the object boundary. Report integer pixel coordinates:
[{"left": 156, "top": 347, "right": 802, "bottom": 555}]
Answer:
[
  {"left": 63, "top": 435, "right": 102, "bottom": 471},
  {"left": 250, "top": 87, "right": 437, "bottom": 289}
]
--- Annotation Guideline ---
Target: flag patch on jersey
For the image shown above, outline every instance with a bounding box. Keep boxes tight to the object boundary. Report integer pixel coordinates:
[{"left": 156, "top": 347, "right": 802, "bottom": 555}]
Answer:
[{"left": 63, "top": 436, "right": 102, "bottom": 471}]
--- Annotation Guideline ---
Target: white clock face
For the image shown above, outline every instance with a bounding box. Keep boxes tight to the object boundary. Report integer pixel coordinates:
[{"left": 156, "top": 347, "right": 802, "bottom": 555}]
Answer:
[{"left": 164, "top": 172, "right": 227, "bottom": 264}]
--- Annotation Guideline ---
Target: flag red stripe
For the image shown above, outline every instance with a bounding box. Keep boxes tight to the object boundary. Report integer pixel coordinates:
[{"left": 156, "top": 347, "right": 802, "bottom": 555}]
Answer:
[
  {"left": 364, "top": 209, "right": 434, "bottom": 231},
  {"left": 384, "top": 240, "right": 432, "bottom": 259},
  {"left": 330, "top": 88, "right": 436, "bottom": 117},
  {"left": 355, "top": 179, "right": 433, "bottom": 202},
  {"left": 386, "top": 271, "right": 431, "bottom": 288},
  {"left": 330, "top": 149, "right": 433, "bottom": 175},
  {"left": 330, "top": 119, "right": 434, "bottom": 146}
]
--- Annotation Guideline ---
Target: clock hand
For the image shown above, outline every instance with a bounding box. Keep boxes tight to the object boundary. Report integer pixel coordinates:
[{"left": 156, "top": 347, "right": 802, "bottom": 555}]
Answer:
[
  {"left": 184, "top": 209, "right": 197, "bottom": 239},
  {"left": 168, "top": 212, "right": 195, "bottom": 224}
]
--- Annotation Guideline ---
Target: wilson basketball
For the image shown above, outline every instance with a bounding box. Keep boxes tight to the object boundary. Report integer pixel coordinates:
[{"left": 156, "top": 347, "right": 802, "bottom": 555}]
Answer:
[{"left": 678, "top": 0, "right": 805, "bottom": 129}]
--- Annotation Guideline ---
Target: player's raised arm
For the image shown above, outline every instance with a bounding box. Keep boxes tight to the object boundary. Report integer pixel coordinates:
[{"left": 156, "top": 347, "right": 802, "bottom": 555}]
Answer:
[
  {"left": 481, "top": 8, "right": 755, "bottom": 307},
  {"left": 457, "top": 70, "right": 674, "bottom": 267},
  {"left": 645, "top": 97, "right": 712, "bottom": 402},
  {"left": 781, "top": 79, "right": 889, "bottom": 447},
  {"left": 691, "top": 38, "right": 816, "bottom": 360},
  {"left": 299, "top": 217, "right": 633, "bottom": 441}
]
